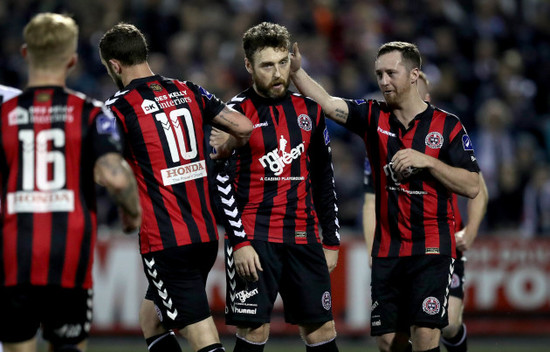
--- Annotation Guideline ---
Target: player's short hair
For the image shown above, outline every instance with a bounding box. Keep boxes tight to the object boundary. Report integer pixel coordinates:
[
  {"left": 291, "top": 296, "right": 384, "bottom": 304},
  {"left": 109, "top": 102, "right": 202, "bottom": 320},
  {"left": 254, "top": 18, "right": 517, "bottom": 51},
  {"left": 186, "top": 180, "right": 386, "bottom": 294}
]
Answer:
[
  {"left": 377, "top": 41, "right": 422, "bottom": 72},
  {"left": 24, "top": 13, "right": 78, "bottom": 69},
  {"left": 99, "top": 23, "right": 148, "bottom": 66},
  {"left": 243, "top": 22, "right": 290, "bottom": 63}
]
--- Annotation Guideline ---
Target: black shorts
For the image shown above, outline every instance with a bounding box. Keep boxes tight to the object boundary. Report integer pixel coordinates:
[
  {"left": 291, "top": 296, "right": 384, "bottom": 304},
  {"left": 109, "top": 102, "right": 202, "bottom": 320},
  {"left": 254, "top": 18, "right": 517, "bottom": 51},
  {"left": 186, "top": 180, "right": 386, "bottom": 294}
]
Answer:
[
  {"left": 142, "top": 241, "right": 218, "bottom": 330},
  {"left": 0, "top": 285, "right": 92, "bottom": 345},
  {"left": 449, "top": 257, "right": 465, "bottom": 299},
  {"left": 370, "top": 255, "right": 454, "bottom": 336},
  {"left": 225, "top": 240, "right": 334, "bottom": 326}
]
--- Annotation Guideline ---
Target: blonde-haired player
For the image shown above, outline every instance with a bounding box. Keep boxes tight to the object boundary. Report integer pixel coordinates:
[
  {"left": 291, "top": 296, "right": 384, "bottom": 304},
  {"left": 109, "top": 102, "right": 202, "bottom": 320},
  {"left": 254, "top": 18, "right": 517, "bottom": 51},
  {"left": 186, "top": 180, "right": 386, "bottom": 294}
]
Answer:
[{"left": 0, "top": 13, "right": 141, "bottom": 352}]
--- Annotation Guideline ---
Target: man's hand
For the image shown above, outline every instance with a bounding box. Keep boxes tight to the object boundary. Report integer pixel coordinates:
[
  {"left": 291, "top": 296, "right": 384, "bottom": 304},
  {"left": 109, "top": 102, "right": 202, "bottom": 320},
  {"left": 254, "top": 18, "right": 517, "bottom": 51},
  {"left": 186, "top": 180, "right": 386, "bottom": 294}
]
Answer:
[
  {"left": 455, "top": 227, "right": 475, "bottom": 252},
  {"left": 209, "top": 127, "right": 232, "bottom": 159},
  {"left": 119, "top": 206, "right": 141, "bottom": 234},
  {"left": 323, "top": 248, "right": 339, "bottom": 273},
  {"left": 290, "top": 42, "right": 302, "bottom": 74},
  {"left": 234, "top": 245, "right": 263, "bottom": 282},
  {"left": 391, "top": 148, "right": 431, "bottom": 173}
]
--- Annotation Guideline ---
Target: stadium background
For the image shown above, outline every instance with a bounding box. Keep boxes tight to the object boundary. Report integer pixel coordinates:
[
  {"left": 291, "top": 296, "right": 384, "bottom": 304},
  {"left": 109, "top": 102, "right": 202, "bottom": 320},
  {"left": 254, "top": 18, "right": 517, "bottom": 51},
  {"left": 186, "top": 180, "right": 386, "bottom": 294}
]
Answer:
[{"left": 1, "top": 0, "right": 550, "bottom": 351}]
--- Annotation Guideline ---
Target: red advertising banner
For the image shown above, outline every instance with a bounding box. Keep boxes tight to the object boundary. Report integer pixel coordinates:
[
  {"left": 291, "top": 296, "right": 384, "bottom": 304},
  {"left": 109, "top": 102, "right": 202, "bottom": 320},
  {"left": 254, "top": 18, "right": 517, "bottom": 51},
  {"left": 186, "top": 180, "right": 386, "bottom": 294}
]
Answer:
[{"left": 91, "top": 232, "right": 550, "bottom": 336}]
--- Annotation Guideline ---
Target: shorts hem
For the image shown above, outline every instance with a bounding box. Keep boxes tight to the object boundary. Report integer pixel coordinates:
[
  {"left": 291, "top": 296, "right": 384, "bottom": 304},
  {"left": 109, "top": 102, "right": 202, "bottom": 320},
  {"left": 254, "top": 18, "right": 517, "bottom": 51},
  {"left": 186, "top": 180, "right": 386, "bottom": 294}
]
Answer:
[
  {"left": 225, "top": 319, "right": 268, "bottom": 327},
  {"left": 286, "top": 317, "right": 334, "bottom": 326},
  {"left": 164, "top": 313, "right": 213, "bottom": 330},
  {"left": 370, "top": 328, "right": 397, "bottom": 337}
]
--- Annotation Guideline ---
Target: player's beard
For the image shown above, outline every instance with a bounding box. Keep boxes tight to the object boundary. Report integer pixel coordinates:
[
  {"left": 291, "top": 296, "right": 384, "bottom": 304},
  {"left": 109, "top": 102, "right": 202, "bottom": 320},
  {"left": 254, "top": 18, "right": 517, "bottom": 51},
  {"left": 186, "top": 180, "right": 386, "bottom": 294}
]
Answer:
[
  {"left": 382, "top": 82, "right": 409, "bottom": 108},
  {"left": 107, "top": 63, "right": 125, "bottom": 90},
  {"left": 253, "top": 73, "right": 290, "bottom": 99}
]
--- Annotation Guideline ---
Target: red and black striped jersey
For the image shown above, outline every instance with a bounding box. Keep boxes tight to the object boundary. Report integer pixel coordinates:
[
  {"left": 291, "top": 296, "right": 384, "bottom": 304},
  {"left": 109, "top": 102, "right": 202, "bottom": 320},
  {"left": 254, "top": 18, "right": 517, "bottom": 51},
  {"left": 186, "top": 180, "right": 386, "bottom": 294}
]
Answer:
[
  {"left": 0, "top": 86, "right": 122, "bottom": 288},
  {"left": 226, "top": 88, "right": 340, "bottom": 248},
  {"left": 106, "top": 75, "right": 225, "bottom": 254},
  {"left": 345, "top": 99, "right": 479, "bottom": 258}
]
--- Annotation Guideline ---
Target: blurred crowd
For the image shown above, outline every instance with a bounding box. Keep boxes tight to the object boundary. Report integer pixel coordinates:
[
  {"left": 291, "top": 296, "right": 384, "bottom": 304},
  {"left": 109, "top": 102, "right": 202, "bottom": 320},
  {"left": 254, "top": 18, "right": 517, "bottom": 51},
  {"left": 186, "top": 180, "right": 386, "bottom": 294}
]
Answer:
[{"left": 1, "top": 0, "right": 549, "bottom": 237}]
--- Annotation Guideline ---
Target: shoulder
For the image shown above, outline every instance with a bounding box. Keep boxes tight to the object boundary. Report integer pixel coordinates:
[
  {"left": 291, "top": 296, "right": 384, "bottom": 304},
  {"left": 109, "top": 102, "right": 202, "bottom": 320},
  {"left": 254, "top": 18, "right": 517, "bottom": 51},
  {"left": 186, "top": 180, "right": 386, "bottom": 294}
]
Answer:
[
  {"left": 181, "top": 80, "right": 218, "bottom": 100},
  {"left": 226, "top": 90, "right": 249, "bottom": 108},
  {"left": 104, "top": 88, "right": 131, "bottom": 108},
  {"left": 345, "top": 97, "right": 386, "bottom": 110},
  {"left": 291, "top": 91, "right": 321, "bottom": 108},
  {"left": 0, "top": 84, "right": 22, "bottom": 101},
  {"left": 432, "top": 105, "right": 461, "bottom": 123},
  {"left": 64, "top": 88, "right": 105, "bottom": 110}
]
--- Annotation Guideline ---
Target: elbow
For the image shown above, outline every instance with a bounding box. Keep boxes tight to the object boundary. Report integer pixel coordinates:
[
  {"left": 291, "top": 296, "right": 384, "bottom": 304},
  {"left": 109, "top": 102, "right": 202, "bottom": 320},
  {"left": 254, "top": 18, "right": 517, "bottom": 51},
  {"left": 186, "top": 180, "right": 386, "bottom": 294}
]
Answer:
[
  {"left": 465, "top": 173, "right": 481, "bottom": 199},
  {"left": 466, "top": 185, "right": 479, "bottom": 199},
  {"left": 234, "top": 121, "right": 253, "bottom": 146}
]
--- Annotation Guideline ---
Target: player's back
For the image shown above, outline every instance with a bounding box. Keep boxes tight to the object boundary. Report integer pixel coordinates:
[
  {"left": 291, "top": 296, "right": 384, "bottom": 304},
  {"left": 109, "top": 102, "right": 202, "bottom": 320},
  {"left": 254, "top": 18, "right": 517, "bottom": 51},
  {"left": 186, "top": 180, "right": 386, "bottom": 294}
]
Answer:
[
  {"left": 0, "top": 86, "right": 118, "bottom": 289},
  {"left": 106, "top": 75, "right": 224, "bottom": 254}
]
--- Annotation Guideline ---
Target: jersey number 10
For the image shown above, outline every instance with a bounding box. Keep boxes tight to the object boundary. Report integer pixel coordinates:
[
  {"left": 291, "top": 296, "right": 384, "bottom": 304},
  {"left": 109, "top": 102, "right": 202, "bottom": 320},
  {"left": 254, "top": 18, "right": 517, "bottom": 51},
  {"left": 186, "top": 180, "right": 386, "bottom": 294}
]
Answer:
[{"left": 154, "top": 108, "right": 197, "bottom": 163}]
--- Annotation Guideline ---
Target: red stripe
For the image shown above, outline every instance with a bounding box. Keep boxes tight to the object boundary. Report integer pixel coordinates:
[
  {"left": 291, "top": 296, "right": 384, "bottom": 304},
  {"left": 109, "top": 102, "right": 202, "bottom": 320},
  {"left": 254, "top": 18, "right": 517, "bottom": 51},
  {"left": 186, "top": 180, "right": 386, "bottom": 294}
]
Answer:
[
  {"left": 111, "top": 105, "right": 156, "bottom": 253},
  {"left": 449, "top": 121, "right": 463, "bottom": 142},
  {"left": 146, "top": 82, "right": 191, "bottom": 245},
  {"left": 292, "top": 95, "right": 318, "bottom": 243},
  {"left": 423, "top": 110, "right": 449, "bottom": 251},
  {"left": 1, "top": 98, "right": 20, "bottom": 285},
  {"left": 177, "top": 82, "right": 214, "bottom": 243},
  {"left": 237, "top": 100, "right": 263, "bottom": 241},
  {"left": 84, "top": 211, "right": 96, "bottom": 288},
  {"left": 61, "top": 94, "right": 85, "bottom": 287},
  {"left": 376, "top": 110, "right": 392, "bottom": 257},
  {"left": 452, "top": 194, "right": 462, "bottom": 231},
  {"left": 127, "top": 91, "right": 172, "bottom": 250},
  {"left": 30, "top": 89, "right": 54, "bottom": 285},
  {"left": 269, "top": 104, "right": 286, "bottom": 242},
  {"left": 397, "top": 121, "right": 417, "bottom": 256}
]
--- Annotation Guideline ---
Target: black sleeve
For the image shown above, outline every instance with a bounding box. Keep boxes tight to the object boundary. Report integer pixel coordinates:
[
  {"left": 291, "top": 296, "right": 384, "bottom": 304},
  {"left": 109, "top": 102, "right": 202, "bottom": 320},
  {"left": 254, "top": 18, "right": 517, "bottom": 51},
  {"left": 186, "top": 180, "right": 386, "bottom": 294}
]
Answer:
[
  {"left": 90, "top": 107, "right": 123, "bottom": 162},
  {"left": 310, "top": 112, "right": 340, "bottom": 248},
  {"left": 186, "top": 81, "right": 226, "bottom": 124},
  {"left": 447, "top": 123, "right": 480, "bottom": 173},
  {"left": 343, "top": 98, "right": 371, "bottom": 137}
]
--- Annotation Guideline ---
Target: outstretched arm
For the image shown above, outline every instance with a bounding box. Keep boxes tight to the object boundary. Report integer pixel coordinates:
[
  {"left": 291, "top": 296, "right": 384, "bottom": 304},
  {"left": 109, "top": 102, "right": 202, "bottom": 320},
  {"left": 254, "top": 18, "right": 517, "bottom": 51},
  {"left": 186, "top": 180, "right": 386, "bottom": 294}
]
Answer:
[
  {"left": 290, "top": 42, "right": 350, "bottom": 124},
  {"left": 95, "top": 153, "right": 141, "bottom": 232},
  {"left": 456, "top": 173, "right": 488, "bottom": 251}
]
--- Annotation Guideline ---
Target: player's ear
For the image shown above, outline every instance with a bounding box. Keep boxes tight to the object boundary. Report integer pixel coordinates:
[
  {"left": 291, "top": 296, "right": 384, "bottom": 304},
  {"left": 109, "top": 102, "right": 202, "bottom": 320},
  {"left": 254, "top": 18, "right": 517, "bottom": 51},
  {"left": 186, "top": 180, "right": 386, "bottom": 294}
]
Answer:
[
  {"left": 244, "top": 58, "right": 253, "bottom": 74},
  {"left": 20, "top": 44, "right": 28, "bottom": 60},
  {"left": 425, "top": 92, "right": 431, "bottom": 102},
  {"left": 109, "top": 59, "right": 122, "bottom": 74},
  {"left": 67, "top": 53, "right": 78, "bottom": 70},
  {"left": 410, "top": 67, "right": 420, "bottom": 84}
]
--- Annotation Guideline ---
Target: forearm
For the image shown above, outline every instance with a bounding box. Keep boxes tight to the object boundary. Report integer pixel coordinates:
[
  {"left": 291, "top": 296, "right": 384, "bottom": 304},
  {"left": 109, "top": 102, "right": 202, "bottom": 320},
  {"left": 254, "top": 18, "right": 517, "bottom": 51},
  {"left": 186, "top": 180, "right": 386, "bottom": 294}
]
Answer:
[
  {"left": 214, "top": 106, "right": 252, "bottom": 147},
  {"left": 291, "top": 68, "right": 349, "bottom": 124},
  {"left": 427, "top": 157, "right": 479, "bottom": 198},
  {"left": 95, "top": 153, "right": 141, "bottom": 217},
  {"left": 109, "top": 176, "right": 141, "bottom": 218},
  {"left": 362, "top": 193, "right": 376, "bottom": 256},
  {"left": 464, "top": 173, "right": 489, "bottom": 237}
]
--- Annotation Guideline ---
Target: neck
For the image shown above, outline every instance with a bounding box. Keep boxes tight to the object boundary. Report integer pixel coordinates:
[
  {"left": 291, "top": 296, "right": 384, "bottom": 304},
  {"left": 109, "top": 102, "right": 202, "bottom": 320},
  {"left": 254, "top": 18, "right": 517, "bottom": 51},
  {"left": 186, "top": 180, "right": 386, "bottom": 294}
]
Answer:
[
  {"left": 391, "top": 94, "right": 428, "bottom": 127},
  {"left": 26, "top": 67, "right": 66, "bottom": 88},
  {"left": 121, "top": 62, "right": 155, "bottom": 87}
]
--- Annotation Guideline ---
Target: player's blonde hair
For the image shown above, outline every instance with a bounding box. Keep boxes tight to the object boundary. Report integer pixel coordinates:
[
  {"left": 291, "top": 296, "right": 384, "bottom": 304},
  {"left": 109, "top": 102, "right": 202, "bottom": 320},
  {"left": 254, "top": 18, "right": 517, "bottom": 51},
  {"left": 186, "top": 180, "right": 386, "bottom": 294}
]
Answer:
[{"left": 24, "top": 13, "right": 78, "bottom": 69}]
